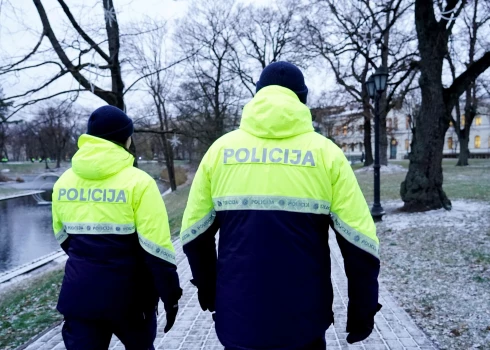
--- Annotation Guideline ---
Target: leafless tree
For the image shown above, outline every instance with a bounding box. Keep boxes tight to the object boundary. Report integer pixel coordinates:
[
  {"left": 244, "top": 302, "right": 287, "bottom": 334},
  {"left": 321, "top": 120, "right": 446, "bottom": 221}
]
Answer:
[
  {"left": 129, "top": 23, "right": 180, "bottom": 191},
  {"left": 30, "top": 101, "right": 81, "bottom": 168},
  {"left": 300, "top": 0, "right": 418, "bottom": 166},
  {"left": 229, "top": 0, "right": 303, "bottom": 96},
  {"left": 0, "top": 0, "right": 188, "bottom": 163},
  {"left": 174, "top": 0, "right": 243, "bottom": 150},
  {"left": 400, "top": 0, "right": 490, "bottom": 211},
  {"left": 446, "top": 0, "right": 490, "bottom": 166}
]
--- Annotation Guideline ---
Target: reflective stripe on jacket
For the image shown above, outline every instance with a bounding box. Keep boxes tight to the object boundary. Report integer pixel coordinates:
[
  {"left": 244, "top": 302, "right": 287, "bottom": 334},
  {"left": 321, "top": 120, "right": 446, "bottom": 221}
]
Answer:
[
  {"left": 181, "top": 85, "right": 380, "bottom": 350},
  {"left": 52, "top": 135, "right": 180, "bottom": 320}
]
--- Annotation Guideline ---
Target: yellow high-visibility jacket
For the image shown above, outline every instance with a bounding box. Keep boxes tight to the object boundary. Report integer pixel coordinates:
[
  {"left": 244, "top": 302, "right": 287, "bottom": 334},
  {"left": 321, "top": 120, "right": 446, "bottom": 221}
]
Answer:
[
  {"left": 180, "top": 85, "right": 380, "bottom": 350},
  {"left": 52, "top": 135, "right": 181, "bottom": 320}
]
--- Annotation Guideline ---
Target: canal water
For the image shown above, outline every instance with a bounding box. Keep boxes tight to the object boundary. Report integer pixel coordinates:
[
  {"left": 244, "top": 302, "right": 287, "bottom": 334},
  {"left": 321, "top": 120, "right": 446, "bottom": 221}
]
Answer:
[{"left": 0, "top": 195, "right": 57, "bottom": 273}]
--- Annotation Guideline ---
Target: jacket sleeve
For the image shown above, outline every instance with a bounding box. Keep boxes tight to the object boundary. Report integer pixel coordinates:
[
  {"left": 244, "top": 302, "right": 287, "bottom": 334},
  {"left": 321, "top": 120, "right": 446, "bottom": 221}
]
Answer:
[
  {"left": 52, "top": 185, "right": 70, "bottom": 253},
  {"left": 180, "top": 150, "right": 219, "bottom": 307},
  {"left": 329, "top": 148, "right": 381, "bottom": 333},
  {"left": 134, "top": 179, "right": 182, "bottom": 309}
]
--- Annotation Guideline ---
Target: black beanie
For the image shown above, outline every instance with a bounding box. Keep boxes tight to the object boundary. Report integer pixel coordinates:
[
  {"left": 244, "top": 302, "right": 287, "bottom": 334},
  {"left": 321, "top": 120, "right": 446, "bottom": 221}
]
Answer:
[
  {"left": 256, "top": 61, "right": 308, "bottom": 104},
  {"left": 87, "top": 105, "right": 134, "bottom": 144}
]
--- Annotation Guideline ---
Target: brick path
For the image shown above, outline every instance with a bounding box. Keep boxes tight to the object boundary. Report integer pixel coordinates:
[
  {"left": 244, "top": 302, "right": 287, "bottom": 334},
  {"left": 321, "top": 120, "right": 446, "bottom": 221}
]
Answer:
[{"left": 24, "top": 233, "right": 436, "bottom": 350}]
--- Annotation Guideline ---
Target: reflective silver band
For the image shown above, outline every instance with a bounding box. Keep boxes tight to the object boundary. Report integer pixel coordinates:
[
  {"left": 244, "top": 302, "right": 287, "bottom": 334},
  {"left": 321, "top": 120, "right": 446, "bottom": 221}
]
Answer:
[
  {"left": 62, "top": 222, "right": 136, "bottom": 235},
  {"left": 181, "top": 210, "right": 217, "bottom": 245},
  {"left": 55, "top": 229, "right": 68, "bottom": 244},
  {"left": 138, "top": 234, "right": 176, "bottom": 265},
  {"left": 330, "top": 212, "right": 379, "bottom": 258},
  {"left": 212, "top": 195, "right": 331, "bottom": 215}
]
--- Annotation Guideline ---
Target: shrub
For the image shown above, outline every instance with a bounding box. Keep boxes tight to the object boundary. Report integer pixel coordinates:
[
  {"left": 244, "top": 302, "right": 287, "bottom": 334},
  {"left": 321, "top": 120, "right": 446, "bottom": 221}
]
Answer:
[{"left": 161, "top": 166, "right": 187, "bottom": 186}]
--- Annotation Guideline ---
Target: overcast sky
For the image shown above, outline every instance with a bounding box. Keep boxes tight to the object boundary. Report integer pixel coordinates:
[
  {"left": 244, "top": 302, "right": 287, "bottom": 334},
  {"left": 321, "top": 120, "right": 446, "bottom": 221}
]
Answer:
[{"left": 0, "top": 0, "right": 335, "bottom": 121}]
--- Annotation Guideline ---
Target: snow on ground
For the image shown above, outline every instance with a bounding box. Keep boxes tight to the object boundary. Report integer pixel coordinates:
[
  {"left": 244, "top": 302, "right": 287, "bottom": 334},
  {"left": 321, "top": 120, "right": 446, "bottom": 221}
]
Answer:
[
  {"left": 355, "top": 164, "right": 407, "bottom": 174},
  {"left": 378, "top": 200, "right": 490, "bottom": 349}
]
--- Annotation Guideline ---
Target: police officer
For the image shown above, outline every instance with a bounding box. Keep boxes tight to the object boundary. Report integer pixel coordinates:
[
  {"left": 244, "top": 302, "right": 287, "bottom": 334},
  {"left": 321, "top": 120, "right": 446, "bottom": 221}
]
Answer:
[
  {"left": 52, "top": 106, "right": 182, "bottom": 350},
  {"left": 181, "top": 62, "right": 381, "bottom": 350}
]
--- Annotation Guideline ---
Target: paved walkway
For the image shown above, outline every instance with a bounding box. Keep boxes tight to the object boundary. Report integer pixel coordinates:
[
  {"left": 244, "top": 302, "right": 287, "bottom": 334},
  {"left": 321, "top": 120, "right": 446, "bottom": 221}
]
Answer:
[{"left": 24, "top": 233, "right": 436, "bottom": 350}]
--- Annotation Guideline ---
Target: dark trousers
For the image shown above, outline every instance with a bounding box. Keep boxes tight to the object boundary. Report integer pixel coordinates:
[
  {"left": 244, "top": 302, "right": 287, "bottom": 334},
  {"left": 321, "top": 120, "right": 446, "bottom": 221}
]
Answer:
[
  {"left": 62, "top": 312, "right": 157, "bottom": 350},
  {"left": 224, "top": 337, "right": 326, "bottom": 350}
]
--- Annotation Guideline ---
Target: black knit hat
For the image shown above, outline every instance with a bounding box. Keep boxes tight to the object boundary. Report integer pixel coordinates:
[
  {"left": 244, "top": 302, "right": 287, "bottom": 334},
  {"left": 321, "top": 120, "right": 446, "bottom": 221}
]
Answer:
[
  {"left": 256, "top": 61, "right": 308, "bottom": 104},
  {"left": 87, "top": 105, "right": 133, "bottom": 144}
]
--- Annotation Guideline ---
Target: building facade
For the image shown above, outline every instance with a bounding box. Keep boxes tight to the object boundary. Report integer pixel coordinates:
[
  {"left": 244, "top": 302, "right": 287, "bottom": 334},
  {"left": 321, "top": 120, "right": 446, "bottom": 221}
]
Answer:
[{"left": 311, "top": 106, "right": 490, "bottom": 161}]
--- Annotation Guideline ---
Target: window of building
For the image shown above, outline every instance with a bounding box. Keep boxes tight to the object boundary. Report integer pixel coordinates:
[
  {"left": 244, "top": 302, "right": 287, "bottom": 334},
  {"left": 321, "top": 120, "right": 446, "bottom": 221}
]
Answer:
[
  {"left": 475, "top": 116, "right": 482, "bottom": 126},
  {"left": 406, "top": 115, "right": 410, "bottom": 129},
  {"left": 387, "top": 118, "right": 392, "bottom": 129},
  {"left": 461, "top": 114, "right": 465, "bottom": 127},
  {"left": 448, "top": 137, "right": 453, "bottom": 149},
  {"left": 475, "top": 135, "right": 481, "bottom": 148},
  {"left": 350, "top": 143, "right": 355, "bottom": 151},
  {"left": 394, "top": 117, "right": 398, "bottom": 130},
  {"left": 343, "top": 126, "right": 347, "bottom": 135},
  {"left": 405, "top": 139, "right": 409, "bottom": 150},
  {"left": 359, "top": 143, "right": 363, "bottom": 151},
  {"left": 359, "top": 124, "right": 363, "bottom": 133},
  {"left": 342, "top": 143, "right": 347, "bottom": 152}
]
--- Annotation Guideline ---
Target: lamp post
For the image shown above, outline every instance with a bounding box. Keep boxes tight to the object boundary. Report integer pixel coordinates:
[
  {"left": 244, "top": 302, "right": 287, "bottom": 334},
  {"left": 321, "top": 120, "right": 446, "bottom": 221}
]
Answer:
[{"left": 366, "top": 66, "right": 388, "bottom": 222}]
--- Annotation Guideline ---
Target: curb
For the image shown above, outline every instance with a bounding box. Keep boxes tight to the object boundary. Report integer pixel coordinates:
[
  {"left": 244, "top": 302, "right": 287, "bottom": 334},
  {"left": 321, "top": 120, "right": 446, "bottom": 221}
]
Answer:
[
  {"left": 14, "top": 320, "right": 63, "bottom": 350},
  {"left": 0, "top": 250, "right": 66, "bottom": 284}
]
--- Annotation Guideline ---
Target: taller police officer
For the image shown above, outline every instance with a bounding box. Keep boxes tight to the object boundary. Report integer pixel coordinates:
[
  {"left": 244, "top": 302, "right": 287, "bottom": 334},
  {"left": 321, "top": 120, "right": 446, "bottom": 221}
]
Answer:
[
  {"left": 181, "top": 62, "right": 381, "bottom": 350},
  {"left": 52, "top": 106, "right": 182, "bottom": 350}
]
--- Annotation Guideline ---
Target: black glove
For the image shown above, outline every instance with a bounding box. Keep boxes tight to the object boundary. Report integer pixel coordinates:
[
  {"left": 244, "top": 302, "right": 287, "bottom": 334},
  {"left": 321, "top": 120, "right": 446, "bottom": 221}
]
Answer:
[
  {"left": 164, "top": 304, "right": 178, "bottom": 333},
  {"left": 164, "top": 287, "right": 183, "bottom": 333},
  {"left": 346, "top": 329, "right": 372, "bottom": 344},
  {"left": 190, "top": 279, "right": 215, "bottom": 312},
  {"left": 346, "top": 303, "right": 382, "bottom": 344}
]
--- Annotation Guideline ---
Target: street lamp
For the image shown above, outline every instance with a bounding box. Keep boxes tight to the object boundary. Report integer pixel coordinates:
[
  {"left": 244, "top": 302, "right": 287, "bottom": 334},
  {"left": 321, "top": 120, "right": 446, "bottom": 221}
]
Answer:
[{"left": 366, "top": 66, "right": 388, "bottom": 222}]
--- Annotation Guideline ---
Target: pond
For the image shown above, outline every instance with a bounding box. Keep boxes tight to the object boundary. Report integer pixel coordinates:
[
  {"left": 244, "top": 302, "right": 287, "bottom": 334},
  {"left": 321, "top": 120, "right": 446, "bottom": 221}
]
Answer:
[{"left": 0, "top": 195, "right": 57, "bottom": 273}]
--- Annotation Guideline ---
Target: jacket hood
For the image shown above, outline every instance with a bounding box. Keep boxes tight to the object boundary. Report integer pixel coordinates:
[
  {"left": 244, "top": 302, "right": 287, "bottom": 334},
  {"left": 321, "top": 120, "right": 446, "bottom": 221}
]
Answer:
[
  {"left": 240, "top": 85, "right": 314, "bottom": 139},
  {"left": 72, "top": 134, "right": 134, "bottom": 180}
]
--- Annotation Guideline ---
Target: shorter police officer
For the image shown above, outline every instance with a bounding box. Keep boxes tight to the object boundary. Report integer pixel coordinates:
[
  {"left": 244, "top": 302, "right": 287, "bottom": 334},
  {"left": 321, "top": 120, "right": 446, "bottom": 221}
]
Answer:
[
  {"left": 181, "top": 62, "right": 381, "bottom": 350},
  {"left": 52, "top": 106, "right": 182, "bottom": 350}
]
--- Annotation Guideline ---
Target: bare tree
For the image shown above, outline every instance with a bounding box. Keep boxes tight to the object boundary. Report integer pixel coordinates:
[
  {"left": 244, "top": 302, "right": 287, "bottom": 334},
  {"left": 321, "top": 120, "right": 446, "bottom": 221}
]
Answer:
[
  {"left": 400, "top": 0, "right": 490, "bottom": 211},
  {"left": 1, "top": 1, "right": 188, "bottom": 164},
  {"left": 446, "top": 0, "right": 490, "bottom": 166},
  {"left": 174, "top": 0, "right": 243, "bottom": 150},
  {"left": 130, "top": 23, "right": 179, "bottom": 191},
  {"left": 229, "top": 0, "right": 303, "bottom": 96},
  {"left": 28, "top": 101, "right": 80, "bottom": 168},
  {"left": 300, "top": 0, "right": 417, "bottom": 166}
]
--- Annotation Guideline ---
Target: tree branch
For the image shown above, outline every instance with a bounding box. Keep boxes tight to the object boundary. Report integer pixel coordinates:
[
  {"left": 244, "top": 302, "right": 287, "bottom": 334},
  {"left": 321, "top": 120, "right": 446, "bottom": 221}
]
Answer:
[
  {"left": 32, "top": 0, "right": 116, "bottom": 105},
  {"left": 444, "top": 51, "right": 490, "bottom": 108},
  {"left": 57, "top": 0, "right": 111, "bottom": 62}
]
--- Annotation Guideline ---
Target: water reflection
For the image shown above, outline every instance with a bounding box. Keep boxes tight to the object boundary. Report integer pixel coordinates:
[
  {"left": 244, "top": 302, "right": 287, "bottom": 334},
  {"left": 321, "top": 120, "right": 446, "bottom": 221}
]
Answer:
[{"left": 0, "top": 196, "right": 57, "bottom": 273}]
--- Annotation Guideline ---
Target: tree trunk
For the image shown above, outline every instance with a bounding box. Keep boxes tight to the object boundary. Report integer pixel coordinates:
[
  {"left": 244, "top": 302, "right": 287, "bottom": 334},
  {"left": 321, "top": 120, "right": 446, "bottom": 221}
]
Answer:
[
  {"left": 401, "top": 0, "right": 455, "bottom": 212},
  {"left": 161, "top": 134, "right": 177, "bottom": 192},
  {"left": 400, "top": 65, "right": 451, "bottom": 211},
  {"left": 56, "top": 148, "right": 62, "bottom": 168},
  {"left": 456, "top": 133, "right": 470, "bottom": 166}
]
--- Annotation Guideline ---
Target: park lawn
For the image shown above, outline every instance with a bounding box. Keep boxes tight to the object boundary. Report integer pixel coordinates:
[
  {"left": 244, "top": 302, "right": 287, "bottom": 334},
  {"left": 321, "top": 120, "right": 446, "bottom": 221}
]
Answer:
[
  {"left": 356, "top": 159, "right": 490, "bottom": 203},
  {"left": 0, "top": 269, "right": 64, "bottom": 350},
  {"left": 0, "top": 185, "right": 190, "bottom": 349}
]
